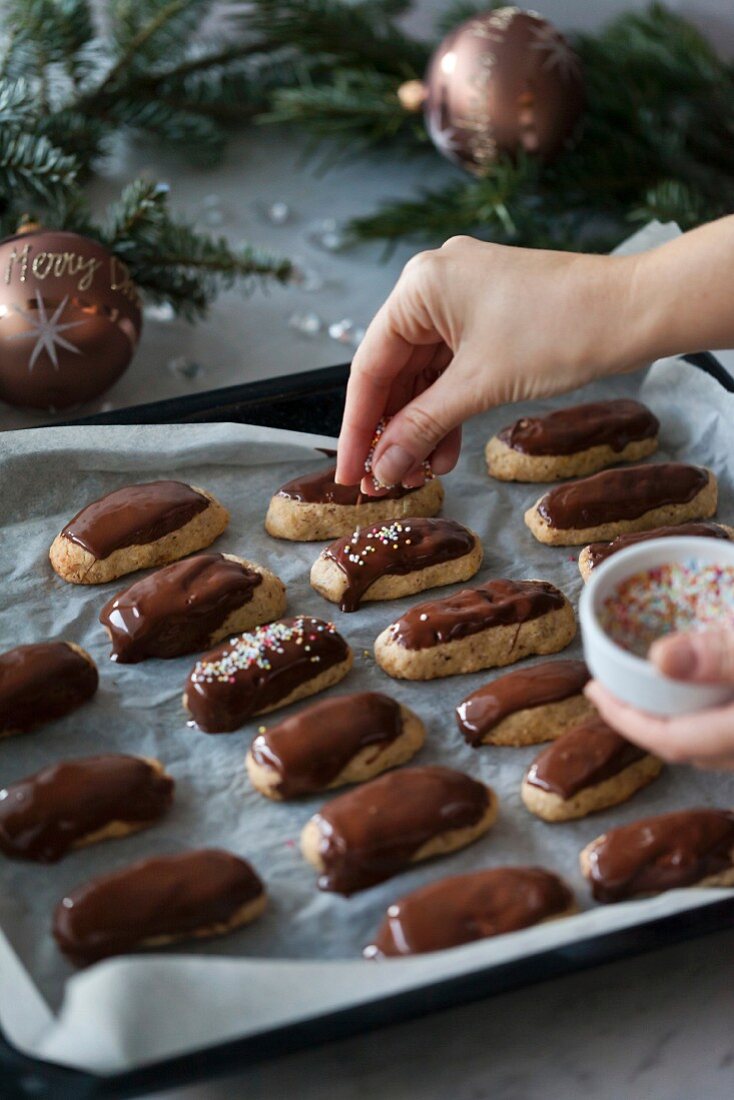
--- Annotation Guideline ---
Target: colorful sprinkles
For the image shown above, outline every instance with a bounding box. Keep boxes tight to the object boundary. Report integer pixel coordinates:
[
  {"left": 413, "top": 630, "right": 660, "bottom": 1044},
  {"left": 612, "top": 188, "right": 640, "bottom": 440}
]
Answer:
[
  {"left": 190, "top": 617, "right": 338, "bottom": 684},
  {"left": 600, "top": 560, "right": 734, "bottom": 658},
  {"left": 339, "top": 521, "right": 413, "bottom": 567},
  {"left": 364, "top": 417, "right": 435, "bottom": 491}
]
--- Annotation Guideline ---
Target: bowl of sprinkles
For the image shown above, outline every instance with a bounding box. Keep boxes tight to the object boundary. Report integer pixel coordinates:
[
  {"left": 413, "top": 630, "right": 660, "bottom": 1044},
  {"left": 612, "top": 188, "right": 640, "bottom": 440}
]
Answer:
[{"left": 579, "top": 536, "right": 734, "bottom": 715}]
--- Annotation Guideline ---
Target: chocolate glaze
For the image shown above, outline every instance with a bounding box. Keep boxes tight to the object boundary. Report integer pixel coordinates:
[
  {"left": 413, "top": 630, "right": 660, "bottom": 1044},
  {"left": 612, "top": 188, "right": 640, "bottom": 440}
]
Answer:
[
  {"left": 365, "top": 866, "right": 573, "bottom": 958},
  {"left": 311, "top": 765, "right": 490, "bottom": 895},
  {"left": 186, "top": 616, "right": 350, "bottom": 733},
  {"left": 537, "top": 463, "right": 709, "bottom": 530},
  {"left": 325, "top": 517, "right": 476, "bottom": 612},
  {"left": 0, "top": 755, "right": 174, "bottom": 863},
  {"left": 498, "top": 399, "right": 658, "bottom": 456},
  {"left": 62, "top": 480, "right": 209, "bottom": 559},
  {"left": 100, "top": 553, "right": 263, "bottom": 663},
  {"left": 53, "top": 848, "right": 263, "bottom": 966},
  {"left": 389, "top": 579, "right": 566, "bottom": 651},
  {"left": 0, "top": 642, "right": 98, "bottom": 733},
  {"left": 457, "top": 659, "right": 589, "bottom": 746},
  {"left": 277, "top": 465, "right": 418, "bottom": 505},
  {"left": 526, "top": 716, "right": 646, "bottom": 800},
  {"left": 587, "top": 808, "right": 734, "bottom": 903},
  {"left": 251, "top": 692, "right": 403, "bottom": 797},
  {"left": 585, "top": 522, "right": 731, "bottom": 572}
]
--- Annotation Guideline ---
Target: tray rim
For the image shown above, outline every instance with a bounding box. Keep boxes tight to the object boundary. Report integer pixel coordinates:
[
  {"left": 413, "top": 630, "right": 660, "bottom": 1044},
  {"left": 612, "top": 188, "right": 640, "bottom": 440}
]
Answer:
[{"left": 2, "top": 350, "right": 734, "bottom": 1099}]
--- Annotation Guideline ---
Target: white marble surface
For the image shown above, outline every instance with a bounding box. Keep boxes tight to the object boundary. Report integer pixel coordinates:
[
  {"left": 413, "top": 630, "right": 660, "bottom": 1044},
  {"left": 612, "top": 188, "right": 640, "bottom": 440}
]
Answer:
[{"left": 149, "top": 927, "right": 734, "bottom": 1100}]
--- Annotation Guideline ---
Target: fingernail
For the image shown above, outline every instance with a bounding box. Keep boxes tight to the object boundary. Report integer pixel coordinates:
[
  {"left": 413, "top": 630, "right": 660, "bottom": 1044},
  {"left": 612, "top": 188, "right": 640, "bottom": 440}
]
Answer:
[
  {"left": 654, "top": 637, "right": 697, "bottom": 680},
  {"left": 373, "top": 445, "right": 414, "bottom": 488}
]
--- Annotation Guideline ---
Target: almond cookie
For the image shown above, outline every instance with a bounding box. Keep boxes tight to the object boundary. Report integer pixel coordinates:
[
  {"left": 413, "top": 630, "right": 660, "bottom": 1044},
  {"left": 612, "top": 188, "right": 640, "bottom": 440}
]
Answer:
[
  {"left": 580, "top": 808, "right": 734, "bottom": 903},
  {"left": 265, "top": 464, "right": 444, "bottom": 541},
  {"left": 456, "top": 658, "right": 592, "bottom": 747},
  {"left": 0, "top": 641, "right": 98, "bottom": 737},
  {"left": 310, "top": 517, "right": 482, "bottom": 612},
  {"left": 525, "top": 463, "right": 717, "bottom": 546},
  {"left": 100, "top": 552, "right": 286, "bottom": 662},
  {"left": 364, "top": 866, "right": 577, "bottom": 958},
  {"left": 184, "top": 616, "right": 352, "bottom": 733},
  {"left": 301, "top": 765, "right": 498, "bottom": 895},
  {"left": 487, "top": 399, "right": 659, "bottom": 482},
  {"left": 578, "top": 521, "right": 734, "bottom": 581},
  {"left": 521, "top": 715, "right": 662, "bottom": 822},
  {"left": 375, "top": 579, "right": 575, "bottom": 681},
  {"left": 0, "top": 755, "right": 174, "bottom": 862},
  {"left": 50, "top": 480, "right": 229, "bottom": 584},
  {"left": 246, "top": 692, "right": 425, "bottom": 800},
  {"left": 53, "top": 849, "right": 266, "bottom": 966}
]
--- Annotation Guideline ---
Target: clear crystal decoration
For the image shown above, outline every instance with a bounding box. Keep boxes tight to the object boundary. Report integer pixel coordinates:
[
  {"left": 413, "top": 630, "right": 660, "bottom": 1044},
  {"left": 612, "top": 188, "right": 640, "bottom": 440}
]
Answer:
[
  {"left": 306, "top": 217, "right": 347, "bottom": 252},
  {"left": 288, "top": 311, "right": 323, "bottom": 337},
  {"left": 328, "top": 318, "right": 366, "bottom": 347},
  {"left": 167, "top": 356, "right": 205, "bottom": 381},
  {"left": 143, "top": 302, "right": 176, "bottom": 323},
  {"left": 268, "top": 201, "right": 291, "bottom": 225},
  {"left": 288, "top": 259, "right": 325, "bottom": 293}
]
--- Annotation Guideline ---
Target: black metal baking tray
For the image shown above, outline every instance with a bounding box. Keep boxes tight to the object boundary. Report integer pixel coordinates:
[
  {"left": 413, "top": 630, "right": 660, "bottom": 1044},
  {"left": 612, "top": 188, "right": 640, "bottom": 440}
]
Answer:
[{"left": 3, "top": 350, "right": 734, "bottom": 1100}]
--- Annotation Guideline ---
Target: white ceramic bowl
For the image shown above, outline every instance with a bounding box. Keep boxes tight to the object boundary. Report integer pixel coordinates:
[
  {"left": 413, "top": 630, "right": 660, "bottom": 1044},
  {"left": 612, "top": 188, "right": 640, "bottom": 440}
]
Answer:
[{"left": 579, "top": 535, "right": 734, "bottom": 716}]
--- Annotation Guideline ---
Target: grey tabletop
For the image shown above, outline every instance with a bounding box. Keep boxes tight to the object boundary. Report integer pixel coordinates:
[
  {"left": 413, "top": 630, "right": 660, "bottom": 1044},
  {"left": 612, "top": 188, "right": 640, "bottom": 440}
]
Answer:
[{"left": 4, "top": 98, "right": 733, "bottom": 1099}]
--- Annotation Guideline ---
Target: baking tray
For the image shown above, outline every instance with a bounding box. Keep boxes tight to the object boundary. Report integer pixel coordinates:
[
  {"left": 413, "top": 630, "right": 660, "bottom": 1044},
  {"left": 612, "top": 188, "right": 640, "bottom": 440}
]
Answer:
[{"left": 2, "top": 351, "right": 734, "bottom": 1100}]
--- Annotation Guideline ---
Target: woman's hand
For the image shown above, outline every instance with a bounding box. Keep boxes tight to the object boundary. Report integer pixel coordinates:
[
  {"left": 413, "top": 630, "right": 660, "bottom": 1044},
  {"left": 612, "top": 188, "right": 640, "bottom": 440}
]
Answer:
[
  {"left": 586, "top": 627, "right": 734, "bottom": 769},
  {"left": 335, "top": 235, "right": 642, "bottom": 494}
]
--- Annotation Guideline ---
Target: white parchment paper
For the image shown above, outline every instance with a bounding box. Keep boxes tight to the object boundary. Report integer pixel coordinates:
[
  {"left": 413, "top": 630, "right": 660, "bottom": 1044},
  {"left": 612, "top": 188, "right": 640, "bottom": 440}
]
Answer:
[{"left": 1, "top": 354, "right": 733, "bottom": 1075}]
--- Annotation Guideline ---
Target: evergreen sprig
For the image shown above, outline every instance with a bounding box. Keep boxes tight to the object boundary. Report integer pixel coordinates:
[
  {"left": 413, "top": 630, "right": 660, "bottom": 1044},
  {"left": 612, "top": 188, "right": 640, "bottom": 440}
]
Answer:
[
  {"left": 258, "top": 2, "right": 734, "bottom": 252},
  {"left": 0, "top": 0, "right": 294, "bottom": 314}
]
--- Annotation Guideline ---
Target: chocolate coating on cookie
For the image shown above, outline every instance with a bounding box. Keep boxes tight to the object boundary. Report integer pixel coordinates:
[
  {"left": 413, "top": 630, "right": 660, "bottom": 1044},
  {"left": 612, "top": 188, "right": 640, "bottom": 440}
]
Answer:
[
  {"left": 250, "top": 692, "right": 403, "bottom": 797},
  {"left": 100, "top": 553, "right": 263, "bottom": 662},
  {"left": 0, "top": 755, "right": 173, "bottom": 862},
  {"left": 537, "top": 463, "right": 709, "bottom": 530},
  {"left": 584, "top": 522, "right": 732, "bottom": 572},
  {"left": 310, "top": 765, "right": 490, "bottom": 894},
  {"left": 324, "top": 518, "right": 476, "bottom": 612},
  {"left": 457, "top": 659, "right": 590, "bottom": 746},
  {"left": 586, "top": 809, "right": 734, "bottom": 903},
  {"left": 186, "top": 616, "right": 350, "bottom": 732},
  {"left": 277, "top": 465, "right": 417, "bottom": 505},
  {"left": 498, "top": 399, "right": 658, "bottom": 456},
  {"left": 389, "top": 579, "right": 566, "bottom": 651},
  {"left": 62, "top": 480, "right": 209, "bottom": 559},
  {"left": 526, "top": 716, "right": 645, "bottom": 799},
  {"left": 53, "top": 848, "right": 264, "bottom": 965},
  {"left": 365, "top": 866, "right": 574, "bottom": 958},
  {"left": 0, "top": 642, "right": 98, "bottom": 733}
]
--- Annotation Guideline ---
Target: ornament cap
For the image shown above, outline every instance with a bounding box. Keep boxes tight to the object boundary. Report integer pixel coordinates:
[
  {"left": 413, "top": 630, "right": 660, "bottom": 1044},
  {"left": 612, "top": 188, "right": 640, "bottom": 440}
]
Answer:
[{"left": 398, "top": 79, "right": 427, "bottom": 113}]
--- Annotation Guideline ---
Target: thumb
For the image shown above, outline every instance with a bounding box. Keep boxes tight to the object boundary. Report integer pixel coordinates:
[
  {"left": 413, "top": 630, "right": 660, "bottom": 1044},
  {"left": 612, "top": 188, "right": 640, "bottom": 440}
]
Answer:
[
  {"left": 650, "top": 627, "right": 734, "bottom": 684},
  {"left": 370, "top": 360, "right": 475, "bottom": 488}
]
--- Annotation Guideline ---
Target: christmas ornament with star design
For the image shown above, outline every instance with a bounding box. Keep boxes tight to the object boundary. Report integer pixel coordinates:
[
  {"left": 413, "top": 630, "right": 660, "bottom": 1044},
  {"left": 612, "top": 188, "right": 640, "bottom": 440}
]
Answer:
[
  {"left": 0, "top": 228, "right": 142, "bottom": 411},
  {"left": 399, "top": 6, "right": 584, "bottom": 176}
]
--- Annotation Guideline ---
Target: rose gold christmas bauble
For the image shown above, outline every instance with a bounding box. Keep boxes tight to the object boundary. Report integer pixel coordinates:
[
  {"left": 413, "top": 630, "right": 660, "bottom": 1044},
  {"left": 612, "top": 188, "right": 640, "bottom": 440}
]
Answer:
[
  {"left": 0, "top": 229, "right": 142, "bottom": 411},
  {"left": 423, "top": 6, "right": 584, "bottom": 175}
]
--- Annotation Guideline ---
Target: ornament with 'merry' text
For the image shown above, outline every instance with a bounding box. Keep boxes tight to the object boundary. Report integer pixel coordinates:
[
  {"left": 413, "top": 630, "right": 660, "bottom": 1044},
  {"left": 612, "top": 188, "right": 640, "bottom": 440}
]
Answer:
[{"left": 0, "top": 228, "right": 142, "bottom": 411}]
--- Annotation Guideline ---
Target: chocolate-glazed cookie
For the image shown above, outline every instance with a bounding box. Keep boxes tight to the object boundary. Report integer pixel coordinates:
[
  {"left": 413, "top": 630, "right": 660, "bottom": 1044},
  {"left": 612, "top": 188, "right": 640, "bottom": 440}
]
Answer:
[
  {"left": 247, "top": 692, "right": 424, "bottom": 799},
  {"left": 579, "top": 521, "right": 734, "bottom": 581},
  {"left": 581, "top": 808, "right": 734, "bottom": 902},
  {"left": 0, "top": 642, "right": 98, "bottom": 736},
  {"left": 525, "top": 463, "right": 717, "bottom": 546},
  {"left": 265, "top": 465, "right": 444, "bottom": 541},
  {"left": 53, "top": 849, "right": 266, "bottom": 966},
  {"left": 100, "top": 553, "right": 286, "bottom": 662},
  {"left": 301, "top": 765, "right": 498, "bottom": 895},
  {"left": 365, "top": 866, "right": 576, "bottom": 958},
  {"left": 522, "top": 715, "right": 663, "bottom": 822},
  {"left": 184, "top": 616, "right": 352, "bottom": 733},
  {"left": 311, "top": 517, "right": 481, "bottom": 612},
  {"left": 457, "top": 658, "right": 591, "bottom": 746},
  {"left": 0, "top": 755, "right": 174, "bottom": 862},
  {"left": 50, "top": 480, "right": 229, "bottom": 584},
  {"left": 375, "top": 579, "right": 576, "bottom": 681}
]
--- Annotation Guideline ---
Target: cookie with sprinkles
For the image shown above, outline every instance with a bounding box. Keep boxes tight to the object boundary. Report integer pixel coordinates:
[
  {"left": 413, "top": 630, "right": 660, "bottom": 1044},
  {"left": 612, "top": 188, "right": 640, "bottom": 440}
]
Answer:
[
  {"left": 183, "top": 616, "right": 353, "bottom": 733},
  {"left": 310, "top": 517, "right": 483, "bottom": 612}
]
